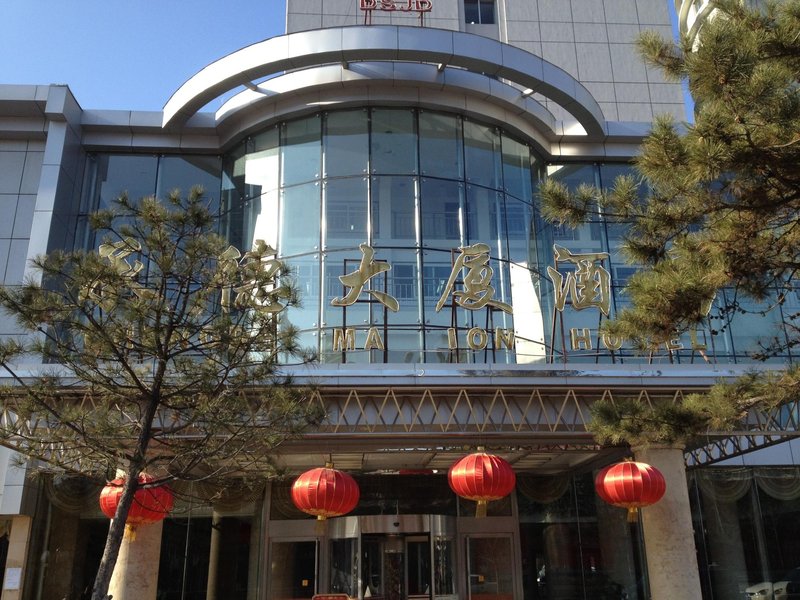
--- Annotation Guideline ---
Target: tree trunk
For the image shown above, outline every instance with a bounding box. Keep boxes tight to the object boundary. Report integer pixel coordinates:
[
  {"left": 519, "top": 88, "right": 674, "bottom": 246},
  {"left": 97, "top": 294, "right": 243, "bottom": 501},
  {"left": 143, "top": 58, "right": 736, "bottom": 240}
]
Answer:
[
  {"left": 91, "top": 394, "right": 161, "bottom": 600},
  {"left": 90, "top": 465, "right": 143, "bottom": 600}
]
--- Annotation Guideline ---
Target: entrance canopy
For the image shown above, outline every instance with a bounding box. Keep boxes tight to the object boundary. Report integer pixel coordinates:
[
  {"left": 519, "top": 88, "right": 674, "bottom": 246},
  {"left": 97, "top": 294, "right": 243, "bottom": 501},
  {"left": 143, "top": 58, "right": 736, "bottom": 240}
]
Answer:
[{"left": 162, "top": 25, "right": 607, "bottom": 139}]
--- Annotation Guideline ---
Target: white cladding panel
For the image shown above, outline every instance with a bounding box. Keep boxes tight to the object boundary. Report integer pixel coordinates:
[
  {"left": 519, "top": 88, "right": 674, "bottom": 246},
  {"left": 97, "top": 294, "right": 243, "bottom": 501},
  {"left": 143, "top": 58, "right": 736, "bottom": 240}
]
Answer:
[{"left": 286, "top": 0, "right": 685, "bottom": 123}]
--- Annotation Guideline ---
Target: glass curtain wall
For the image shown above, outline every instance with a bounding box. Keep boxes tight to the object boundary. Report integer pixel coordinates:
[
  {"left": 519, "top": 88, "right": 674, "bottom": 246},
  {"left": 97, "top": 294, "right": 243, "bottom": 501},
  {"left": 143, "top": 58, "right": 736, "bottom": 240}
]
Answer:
[
  {"left": 543, "top": 163, "right": 793, "bottom": 365},
  {"left": 222, "top": 108, "right": 544, "bottom": 365},
  {"left": 690, "top": 466, "right": 800, "bottom": 600},
  {"left": 78, "top": 154, "right": 222, "bottom": 251},
  {"left": 517, "top": 472, "right": 646, "bottom": 600},
  {"left": 77, "top": 149, "right": 796, "bottom": 366}
]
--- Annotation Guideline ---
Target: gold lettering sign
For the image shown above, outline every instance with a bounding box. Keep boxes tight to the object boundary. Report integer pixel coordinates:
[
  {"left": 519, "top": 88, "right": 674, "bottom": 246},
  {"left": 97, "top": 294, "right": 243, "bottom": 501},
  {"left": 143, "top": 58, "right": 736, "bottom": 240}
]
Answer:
[
  {"left": 446, "top": 327, "right": 514, "bottom": 350},
  {"left": 466, "top": 327, "right": 488, "bottom": 350},
  {"left": 364, "top": 327, "right": 385, "bottom": 350},
  {"left": 569, "top": 327, "right": 708, "bottom": 352},
  {"left": 332, "top": 329, "right": 356, "bottom": 352},
  {"left": 570, "top": 327, "right": 593, "bottom": 351},
  {"left": 599, "top": 332, "right": 623, "bottom": 351},
  {"left": 435, "top": 243, "right": 512, "bottom": 314},
  {"left": 360, "top": 0, "right": 432, "bottom": 12},
  {"left": 331, "top": 243, "right": 399, "bottom": 312},
  {"left": 495, "top": 329, "right": 515, "bottom": 350},
  {"left": 329, "top": 243, "right": 515, "bottom": 354},
  {"left": 547, "top": 245, "right": 612, "bottom": 316}
]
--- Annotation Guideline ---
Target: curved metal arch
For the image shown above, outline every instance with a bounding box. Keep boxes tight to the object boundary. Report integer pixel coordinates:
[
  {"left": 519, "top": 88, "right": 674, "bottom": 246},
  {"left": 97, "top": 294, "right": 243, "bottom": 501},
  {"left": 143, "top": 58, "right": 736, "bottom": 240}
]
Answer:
[
  {"left": 162, "top": 25, "right": 607, "bottom": 138},
  {"left": 214, "top": 61, "right": 559, "bottom": 150},
  {"left": 675, "top": 0, "right": 716, "bottom": 43}
]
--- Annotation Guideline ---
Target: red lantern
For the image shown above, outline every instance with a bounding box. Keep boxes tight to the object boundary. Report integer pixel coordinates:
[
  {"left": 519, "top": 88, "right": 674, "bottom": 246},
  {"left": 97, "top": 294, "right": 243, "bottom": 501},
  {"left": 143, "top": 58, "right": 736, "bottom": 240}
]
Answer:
[
  {"left": 99, "top": 473, "right": 174, "bottom": 535},
  {"left": 291, "top": 464, "right": 360, "bottom": 520},
  {"left": 594, "top": 464, "right": 615, "bottom": 504},
  {"left": 595, "top": 460, "right": 666, "bottom": 521},
  {"left": 448, "top": 451, "right": 516, "bottom": 517}
]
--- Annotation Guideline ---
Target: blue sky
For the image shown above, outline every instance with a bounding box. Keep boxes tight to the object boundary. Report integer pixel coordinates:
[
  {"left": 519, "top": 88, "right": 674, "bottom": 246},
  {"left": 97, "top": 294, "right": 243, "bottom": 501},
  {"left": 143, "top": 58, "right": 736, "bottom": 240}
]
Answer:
[
  {"left": 1, "top": 1, "right": 689, "bottom": 119},
  {"left": 1, "top": 1, "right": 287, "bottom": 111}
]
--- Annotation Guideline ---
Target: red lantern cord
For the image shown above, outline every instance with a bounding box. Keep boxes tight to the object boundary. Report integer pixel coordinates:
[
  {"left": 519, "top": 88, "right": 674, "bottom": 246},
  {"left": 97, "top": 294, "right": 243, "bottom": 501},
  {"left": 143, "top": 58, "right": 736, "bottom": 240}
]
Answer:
[
  {"left": 448, "top": 451, "right": 516, "bottom": 517},
  {"left": 291, "top": 464, "right": 360, "bottom": 521},
  {"left": 595, "top": 460, "right": 666, "bottom": 522},
  {"left": 100, "top": 473, "right": 174, "bottom": 539}
]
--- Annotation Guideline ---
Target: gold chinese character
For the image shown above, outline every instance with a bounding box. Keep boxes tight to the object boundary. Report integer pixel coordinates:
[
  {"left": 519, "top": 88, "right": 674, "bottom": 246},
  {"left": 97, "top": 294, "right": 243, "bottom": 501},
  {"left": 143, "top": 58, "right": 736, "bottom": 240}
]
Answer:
[
  {"left": 331, "top": 243, "right": 399, "bottom": 312},
  {"left": 82, "top": 238, "right": 146, "bottom": 309},
  {"left": 98, "top": 238, "right": 144, "bottom": 277},
  {"left": 218, "top": 245, "right": 242, "bottom": 312},
  {"left": 233, "top": 240, "right": 288, "bottom": 314},
  {"left": 547, "top": 244, "right": 612, "bottom": 316},
  {"left": 434, "top": 243, "right": 512, "bottom": 314}
]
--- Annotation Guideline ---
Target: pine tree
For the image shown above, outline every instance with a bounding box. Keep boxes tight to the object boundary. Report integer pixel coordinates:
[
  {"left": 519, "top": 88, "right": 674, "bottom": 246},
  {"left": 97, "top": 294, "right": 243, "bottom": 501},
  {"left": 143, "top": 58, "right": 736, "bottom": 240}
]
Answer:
[
  {"left": 540, "top": 0, "right": 800, "bottom": 445},
  {"left": 0, "top": 187, "right": 322, "bottom": 600}
]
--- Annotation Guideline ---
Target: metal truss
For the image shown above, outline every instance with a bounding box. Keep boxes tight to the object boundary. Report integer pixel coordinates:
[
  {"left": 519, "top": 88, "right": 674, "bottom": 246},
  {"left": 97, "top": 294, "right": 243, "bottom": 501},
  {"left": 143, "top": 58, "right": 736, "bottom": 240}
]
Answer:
[
  {"left": 270, "top": 385, "right": 697, "bottom": 473},
  {"left": 686, "top": 397, "right": 800, "bottom": 467},
  {"left": 310, "top": 385, "right": 693, "bottom": 439},
  {"left": 4, "top": 380, "right": 798, "bottom": 472}
]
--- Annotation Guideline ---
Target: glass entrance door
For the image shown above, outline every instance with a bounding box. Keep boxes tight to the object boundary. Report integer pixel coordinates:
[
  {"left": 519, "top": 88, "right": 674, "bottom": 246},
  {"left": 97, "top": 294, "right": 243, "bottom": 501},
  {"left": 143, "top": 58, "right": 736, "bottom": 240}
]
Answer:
[
  {"left": 466, "top": 535, "right": 514, "bottom": 600},
  {"left": 325, "top": 515, "right": 455, "bottom": 600},
  {"left": 407, "top": 537, "right": 431, "bottom": 599},
  {"left": 361, "top": 534, "right": 432, "bottom": 600}
]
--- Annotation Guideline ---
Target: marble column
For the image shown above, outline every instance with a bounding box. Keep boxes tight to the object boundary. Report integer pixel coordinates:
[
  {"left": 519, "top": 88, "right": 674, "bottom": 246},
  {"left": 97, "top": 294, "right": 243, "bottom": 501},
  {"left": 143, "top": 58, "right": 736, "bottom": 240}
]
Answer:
[
  {"left": 634, "top": 445, "right": 702, "bottom": 600},
  {"left": 107, "top": 521, "right": 164, "bottom": 600},
  {"left": 206, "top": 513, "right": 222, "bottom": 600},
  {"left": 0, "top": 516, "right": 31, "bottom": 600}
]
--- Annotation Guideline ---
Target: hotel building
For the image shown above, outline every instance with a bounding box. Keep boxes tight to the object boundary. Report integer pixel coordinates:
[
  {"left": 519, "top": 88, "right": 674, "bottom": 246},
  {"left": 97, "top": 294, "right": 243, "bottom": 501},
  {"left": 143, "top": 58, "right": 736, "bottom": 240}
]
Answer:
[{"left": 0, "top": 1, "right": 797, "bottom": 599}]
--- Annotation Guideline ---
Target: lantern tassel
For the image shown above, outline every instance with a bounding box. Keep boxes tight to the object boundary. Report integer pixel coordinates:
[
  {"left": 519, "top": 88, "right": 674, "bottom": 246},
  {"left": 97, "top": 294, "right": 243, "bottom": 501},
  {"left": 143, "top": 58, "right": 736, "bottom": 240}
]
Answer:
[
  {"left": 315, "top": 515, "right": 328, "bottom": 535},
  {"left": 124, "top": 523, "right": 138, "bottom": 541},
  {"left": 627, "top": 506, "right": 638, "bottom": 523},
  {"left": 475, "top": 500, "right": 488, "bottom": 518}
]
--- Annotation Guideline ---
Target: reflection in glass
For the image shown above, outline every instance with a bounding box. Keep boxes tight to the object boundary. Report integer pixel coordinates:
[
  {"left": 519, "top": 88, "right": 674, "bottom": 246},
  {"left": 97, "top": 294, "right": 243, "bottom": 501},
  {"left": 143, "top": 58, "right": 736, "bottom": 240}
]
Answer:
[
  {"left": 420, "top": 111, "right": 463, "bottom": 179},
  {"left": 464, "top": 120, "right": 501, "bottom": 190},
  {"left": 330, "top": 538, "right": 357, "bottom": 597},
  {"left": 371, "top": 109, "right": 417, "bottom": 175},
  {"left": 280, "top": 183, "right": 320, "bottom": 257},
  {"left": 156, "top": 155, "right": 222, "bottom": 211},
  {"left": 361, "top": 538, "right": 384, "bottom": 598},
  {"left": 325, "top": 109, "right": 368, "bottom": 177},
  {"left": 324, "top": 177, "right": 368, "bottom": 250},
  {"left": 408, "top": 538, "right": 431, "bottom": 597},
  {"left": 434, "top": 537, "right": 455, "bottom": 596},
  {"left": 420, "top": 179, "right": 463, "bottom": 245},
  {"left": 719, "top": 289, "right": 786, "bottom": 362},
  {"left": 284, "top": 255, "right": 320, "bottom": 331},
  {"left": 467, "top": 536, "right": 514, "bottom": 599},
  {"left": 501, "top": 135, "right": 532, "bottom": 201},
  {"left": 282, "top": 116, "right": 321, "bottom": 186},
  {"left": 213, "top": 108, "right": 551, "bottom": 364},
  {"left": 91, "top": 155, "right": 158, "bottom": 211},
  {"left": 373, "top": 248, "right": 421, "bottom": 326},
  {"left": 269, "top": 541, "right": 316, "bottom": 600},
  {"left": 243, "top": 138, "right": 280, "bottom": 199},
  {"left": 517, "top": 473, "right": 643, "bottom": 600},
  {"left": 503, "top": 197, "right": 533, "bottom": 263},
  {"left": 372, "top": 176, "right": 417, "bottom": 245},
  {"left": 466, "top": 185, "right": 501, "bottom": 253},
  {"left": 691, "top": 467, "right": 800, "bottom": 600}
]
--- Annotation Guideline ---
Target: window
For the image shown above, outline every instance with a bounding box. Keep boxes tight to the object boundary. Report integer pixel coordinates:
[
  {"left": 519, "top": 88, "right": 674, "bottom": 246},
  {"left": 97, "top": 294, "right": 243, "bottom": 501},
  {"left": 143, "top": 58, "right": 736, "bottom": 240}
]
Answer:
[{"left": 464, "top": 0, "right": 495, "bottom": 24}]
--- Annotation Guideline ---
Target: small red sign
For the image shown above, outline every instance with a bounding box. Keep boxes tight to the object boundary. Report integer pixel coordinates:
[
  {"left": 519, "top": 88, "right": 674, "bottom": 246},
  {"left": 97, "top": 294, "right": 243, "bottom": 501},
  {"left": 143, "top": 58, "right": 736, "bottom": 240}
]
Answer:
[
  {"left": 312, "top": 595, "right": 351, "bottom": 600},
  {"left": 359, "top": 0, "right": 433, "bottom": 13}
]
